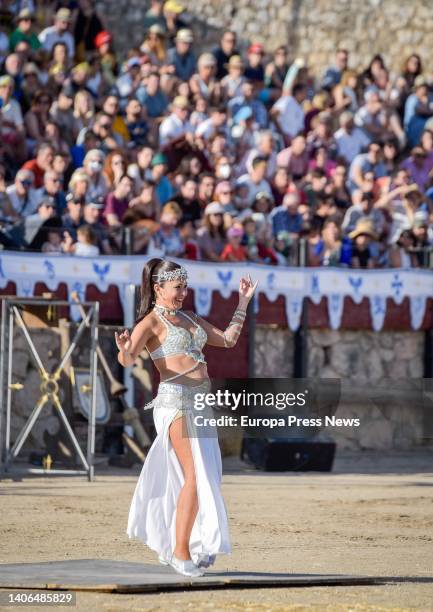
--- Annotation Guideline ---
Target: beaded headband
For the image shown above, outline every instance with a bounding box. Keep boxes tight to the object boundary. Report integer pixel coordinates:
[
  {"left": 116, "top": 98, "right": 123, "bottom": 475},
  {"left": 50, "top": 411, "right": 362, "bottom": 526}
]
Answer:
[{"left": 152, "top": 266, "right": 188, "bottom": 283}]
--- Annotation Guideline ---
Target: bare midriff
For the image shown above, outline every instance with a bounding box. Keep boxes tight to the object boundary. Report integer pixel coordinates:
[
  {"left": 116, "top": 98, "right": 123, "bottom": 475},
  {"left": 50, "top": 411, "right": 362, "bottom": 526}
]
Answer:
[{"left": 156, "top": 354, "right": 209, "bottom": 386}]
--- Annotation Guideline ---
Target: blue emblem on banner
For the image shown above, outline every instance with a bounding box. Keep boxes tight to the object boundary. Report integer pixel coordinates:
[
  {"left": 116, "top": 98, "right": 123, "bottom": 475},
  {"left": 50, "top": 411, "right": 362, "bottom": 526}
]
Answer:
[
  {"left": 391, "top": 273, "right": 403, "bottom": 299},
  {"left": 93, "top": 262, "right": 110, "bottom": 283},
  {"left": 43, "top": 260, "right": 56, "bottom": 280},
  {"left": 217, "top": 269, "right": 232, "bottom": 288},
  {"left": 348, "top": 275, "right": 363, "bottom": 297}
]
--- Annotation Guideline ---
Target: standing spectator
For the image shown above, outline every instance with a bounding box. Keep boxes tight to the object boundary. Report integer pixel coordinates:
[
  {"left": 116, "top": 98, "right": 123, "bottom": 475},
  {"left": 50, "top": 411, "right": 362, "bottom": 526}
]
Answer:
[{"left": 73, "top": 0, "right": 104, "bottom": 62}]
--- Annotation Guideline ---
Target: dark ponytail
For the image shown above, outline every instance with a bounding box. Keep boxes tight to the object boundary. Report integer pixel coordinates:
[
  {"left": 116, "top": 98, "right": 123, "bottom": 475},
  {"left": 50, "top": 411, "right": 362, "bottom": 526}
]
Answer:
[{"left": 135, "top": 258, "right": 185, "bottom": 324}]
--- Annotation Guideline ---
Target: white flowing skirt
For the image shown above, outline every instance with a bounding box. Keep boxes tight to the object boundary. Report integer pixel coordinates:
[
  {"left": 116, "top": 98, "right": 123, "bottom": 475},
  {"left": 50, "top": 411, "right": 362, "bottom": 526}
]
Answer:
[{"left": 126, "top": 378, "right": 232, "bottom": 567}]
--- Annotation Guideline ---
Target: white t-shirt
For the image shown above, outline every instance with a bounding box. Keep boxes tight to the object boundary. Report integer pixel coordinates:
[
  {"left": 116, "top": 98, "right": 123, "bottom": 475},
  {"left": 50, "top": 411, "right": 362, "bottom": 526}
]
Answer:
[
  {"left": 272, "top": 95, "right": 304, "bottom": 138},
  {"left": 74, "top": 242, "right": 100, "bottom": 257},
  {"left": 159, "top": 113, "right": 193, "bottom": 147}
]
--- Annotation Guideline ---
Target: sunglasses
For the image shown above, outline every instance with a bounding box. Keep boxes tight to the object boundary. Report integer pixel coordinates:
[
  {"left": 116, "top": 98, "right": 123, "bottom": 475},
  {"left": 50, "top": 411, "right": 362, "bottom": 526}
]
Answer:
[
  {"left": 20, "top": 179, "right": 33, "bottom": 186},
  {"left": 49, "top": 178, "right": 62, "bottom": 183},
  {"left": 100, "top": 123, "right": 111, "bottom": 129}
]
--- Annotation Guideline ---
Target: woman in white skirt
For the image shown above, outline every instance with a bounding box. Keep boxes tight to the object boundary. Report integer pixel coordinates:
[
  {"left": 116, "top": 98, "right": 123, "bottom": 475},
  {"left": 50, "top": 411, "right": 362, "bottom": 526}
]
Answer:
[{"left": 115, "top": 258, "right": 258, "bottom": 577}]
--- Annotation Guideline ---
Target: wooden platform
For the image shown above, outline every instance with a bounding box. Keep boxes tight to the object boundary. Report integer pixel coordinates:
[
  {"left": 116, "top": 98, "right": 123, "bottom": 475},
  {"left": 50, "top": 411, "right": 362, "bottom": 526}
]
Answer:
[{"left": 0, "top": 559, "right": 393, "bottom": 593}]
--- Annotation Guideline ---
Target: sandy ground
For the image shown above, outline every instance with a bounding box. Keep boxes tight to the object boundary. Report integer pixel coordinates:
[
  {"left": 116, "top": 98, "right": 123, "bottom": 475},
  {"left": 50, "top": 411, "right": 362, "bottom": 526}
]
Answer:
[{"left": 0, "top": 449, "right": 433, "bottom": 611}]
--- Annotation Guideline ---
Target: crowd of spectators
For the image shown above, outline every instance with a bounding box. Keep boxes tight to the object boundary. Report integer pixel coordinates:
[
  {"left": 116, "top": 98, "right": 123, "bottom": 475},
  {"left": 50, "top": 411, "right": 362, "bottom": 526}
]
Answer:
[{"left": 1, "top": 0, "right": 433, "bottom": 268}]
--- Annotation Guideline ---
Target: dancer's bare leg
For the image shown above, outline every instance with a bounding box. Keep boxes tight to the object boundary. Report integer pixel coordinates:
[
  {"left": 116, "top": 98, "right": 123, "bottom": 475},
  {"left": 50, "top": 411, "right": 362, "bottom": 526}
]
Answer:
[{"left": 169, "top": 416, "right": 198, "bottom": 561}]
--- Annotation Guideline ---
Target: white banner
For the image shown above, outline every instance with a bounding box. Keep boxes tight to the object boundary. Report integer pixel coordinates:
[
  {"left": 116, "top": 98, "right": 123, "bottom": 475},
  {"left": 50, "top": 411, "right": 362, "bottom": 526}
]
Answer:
[{"left": 0, "top": 252, "right": 431, "bottom": 331}]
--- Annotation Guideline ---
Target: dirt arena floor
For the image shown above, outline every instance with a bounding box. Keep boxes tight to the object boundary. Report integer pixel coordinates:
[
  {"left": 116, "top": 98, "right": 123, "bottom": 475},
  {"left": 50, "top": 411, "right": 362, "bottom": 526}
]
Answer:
[{"left": 1, "top": 449, "right": 432, "bottom": 611}]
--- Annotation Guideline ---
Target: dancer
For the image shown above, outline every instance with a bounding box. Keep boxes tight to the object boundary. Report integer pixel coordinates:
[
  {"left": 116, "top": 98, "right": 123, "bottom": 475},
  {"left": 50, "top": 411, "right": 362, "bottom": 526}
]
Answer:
[{"left": 116, "top": 258, "right": 258, "bottom": 577}]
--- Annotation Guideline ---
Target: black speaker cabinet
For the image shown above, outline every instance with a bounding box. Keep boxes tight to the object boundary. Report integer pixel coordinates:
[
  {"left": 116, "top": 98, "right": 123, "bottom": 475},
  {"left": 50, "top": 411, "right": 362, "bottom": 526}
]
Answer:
[{"left": 240, "top": 437, "right": 336, "bottom": 472}]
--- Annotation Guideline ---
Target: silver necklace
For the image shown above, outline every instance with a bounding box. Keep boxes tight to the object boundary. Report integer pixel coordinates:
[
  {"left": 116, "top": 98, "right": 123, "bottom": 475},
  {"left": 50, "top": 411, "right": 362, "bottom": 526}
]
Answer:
[{"left": 154, "top": 303, "right": 180, "bottom": 316}]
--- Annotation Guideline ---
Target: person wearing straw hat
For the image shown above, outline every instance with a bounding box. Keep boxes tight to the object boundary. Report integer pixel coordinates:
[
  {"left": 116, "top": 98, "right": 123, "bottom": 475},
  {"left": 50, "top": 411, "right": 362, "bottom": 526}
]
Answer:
[
  {"left": 348, "top": 218, "right": 378, "bottom": 268},
  {"left": 159, "top": 94, "right": 193, "bottom": 148},
  {"left": 9, "top": 9, "right": 41, "bottom": 52}
]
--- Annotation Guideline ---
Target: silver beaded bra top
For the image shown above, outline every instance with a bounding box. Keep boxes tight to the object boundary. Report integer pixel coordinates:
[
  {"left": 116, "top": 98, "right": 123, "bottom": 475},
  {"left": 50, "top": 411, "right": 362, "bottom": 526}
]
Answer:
[{"left": 149, "top": 310, "right": 208, "bottom": 363}]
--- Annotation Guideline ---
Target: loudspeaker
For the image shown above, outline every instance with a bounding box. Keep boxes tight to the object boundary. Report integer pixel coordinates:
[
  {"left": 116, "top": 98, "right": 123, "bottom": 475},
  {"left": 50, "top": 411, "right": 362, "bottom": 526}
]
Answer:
[{"left": 240, "top": 437, "right": 336, "bottom": 472}]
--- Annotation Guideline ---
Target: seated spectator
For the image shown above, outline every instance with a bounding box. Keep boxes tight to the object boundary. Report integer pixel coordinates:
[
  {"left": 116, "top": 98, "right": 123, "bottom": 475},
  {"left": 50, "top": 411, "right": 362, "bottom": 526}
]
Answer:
[
  {"left": 220, "top": 223, "right": 247, "bottom": 261},
  {"left": 244, "top": 43, "right": 265, "bottom": 84},
  {"left": 0, "top": 74, "right": 27, "bottom": 163},
  {"left": 213, "top": 30, "right": 239, "bottom": 80},
  {"left": 276, "top": 134, "right": 309, "bottom": 180},
  {"left": 190, "top": 53, "right": 221, "bottom": 104},
  {"left": 341, "top": 190, "right": 386, "bottom": 237},
  {"left": 127, "top": 146, "right": 154, "bottom": 194},
  {"left": 400, "top": 146, "right": 432, "bottom": 191},
  {"left": 221, "top": 55, "right": 245, "bottom": 99},
  {"left": 389, "top": 228, "right": 419, "bottom": 268},
  {"left": 129, "top": 179, "right": 160, "bottom": 222},
  {"left": 196, "top": 201, "right": 226, "bottom": 261},
  {"left": 62, "top": 193, "right": 84, "bottom": 240},
  {"left": 102, "top": 173, "right": 134, "bottom": 227},
  {"left": 78, "top": 149, "right": 109, "bottom": 204},
  {"left": 35, "top": 169, "right": 67, "bottom": 215},
  {"left": 62, "top": 224, "right": 100, "bottom": 257},
  {"left": 334, "top": 110, "right": 370, "bottom": 164},
  {"left": 149, "top": 152, "right": 175, "bottom": 205},
  {"left": 268, "top": 192, "right": 303, "bottom": 239},
  {"left": 148, "top": 201, "right": 184, "bottom": 256},
  {"left": 404, "top": 77, "right": 433, "bottom": 148},
  {"left": 348, "top": 218, "right": 378, "bottom": 268},
  {"left": 22, "top": 142, "right": 55, "bottom": 189},
  {"left": 124, "top": 98, "right": 148, "bottom": 148},
  {"left": 9, "top": 9, "right": 41, "bottom": 52},
  {"left": 82, "top": 199, "right": 113, "bottom": 254},
  {"left": 236, "top": 156, "right": 272, "bottom": 206},
  {"left": 165, "top": 28, "right": 196, "bottom": 82},
  {"left": 6, "top": 168, "right": 39, "bottom": 217},
  {"left": 38, "top": 8, "right": 75, "bottom": 60},
  {"left": 228, "top": 80, "right": 268, "bottom": 130},
  {"left": 309, "top": 216, "right": 352, "bottom": 266},
  {"left": 136, "top": 71, "right": 169, "bottom": 119},
  {"left": 348, "top": 142, "right": 388, "bottom": 192},
  {"left": 172, "top": 177, "right": 201, "bottom": 225},
  {"left": 270, "top": 83, "right": 307, "bottom": 144},
  {"left": 159, "top": 95, "right": 194, "bottom": 148}
]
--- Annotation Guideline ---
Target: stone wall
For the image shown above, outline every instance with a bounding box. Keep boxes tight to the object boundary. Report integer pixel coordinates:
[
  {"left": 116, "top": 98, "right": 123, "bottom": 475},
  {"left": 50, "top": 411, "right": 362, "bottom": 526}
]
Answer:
[
  {"left": 98, "top": 0, "right": 433, "bottom": 75},
  {"left": 255, "top": 326, "right": 426, "bottom": 451}
]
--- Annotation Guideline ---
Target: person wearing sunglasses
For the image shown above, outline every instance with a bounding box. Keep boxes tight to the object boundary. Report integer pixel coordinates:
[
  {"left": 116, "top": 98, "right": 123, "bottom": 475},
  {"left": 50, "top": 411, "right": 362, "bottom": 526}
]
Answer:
[
  {"left": 5, "top": 169, "right": 38, "bottom": 218},
  {"left": 35, "top": 170, "right": 66, "bottom": 216}
]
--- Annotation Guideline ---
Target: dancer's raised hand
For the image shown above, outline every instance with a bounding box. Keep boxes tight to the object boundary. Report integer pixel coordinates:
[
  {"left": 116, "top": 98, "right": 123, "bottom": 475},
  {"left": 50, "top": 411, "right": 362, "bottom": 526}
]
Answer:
[
  {"left": 239, "top": 273, "right": 259, "bottom": 303},
  {"left": 115, "top": 329, "right": 132, "bottom": 354}
]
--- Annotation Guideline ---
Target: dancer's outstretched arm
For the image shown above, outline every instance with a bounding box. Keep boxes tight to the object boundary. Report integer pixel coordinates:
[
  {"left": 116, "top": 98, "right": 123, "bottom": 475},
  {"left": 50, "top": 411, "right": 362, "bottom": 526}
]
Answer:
[
  {"left": 187, "top": 273, "right": 259, "bottom": 348},
  {"left": 115, "top": 317, "right": 153, "bottom": 367}
]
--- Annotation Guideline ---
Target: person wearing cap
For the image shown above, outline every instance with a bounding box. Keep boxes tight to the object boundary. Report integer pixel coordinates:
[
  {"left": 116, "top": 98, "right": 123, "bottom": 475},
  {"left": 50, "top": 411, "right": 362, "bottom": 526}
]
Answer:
[
  {"left": 61, "top": 192, "right": 84, "bottom": 239},
  {"left": 220, "top": 223, "right": 247, "bottom": 261},
  {"left": 80, "top": 197, "right": 109, "bottom": 248},
  {"left": 150, "top": 152, "right": 175, "bottom": 205},
  {"left": 212, "top": 29, "right": 238, "bottom": 79},
  {"left": 38, "top": 8, "right": 75, "bottom": 59},
  {"left": 165, "top": 28, "right": 196, "bottom": 82},
  {"left": 245, "top": 42, "right": 265, "bottom": 84},
  {"left": 6, "top": 169, "right": 38, "bottom": 217},
  {"left": 221, "top": 54, "right": 245, "bottom": 99},
  {"left": 94, "top": 31, "right": 117, "bottom": 86},
  {"left": 159, "top": 94, "right": 193, "bottom": 148},
  {"left": 348, "top": 218, "right": 379, "bottom": 268},
  {"left": 404, "top": 76, "right": 433, "bottom": 148},
  {"left": 9, "top": 9, "right": 41, "bottom": 52},
  {"left": 196, "top": 201, "right": 226, "bottom": 261},
  {"left": 163, "top": 1, "right": 188, "bottom": 45},
  {"left": 190, "top": 53, "right": 221, "bottom": 103}
]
